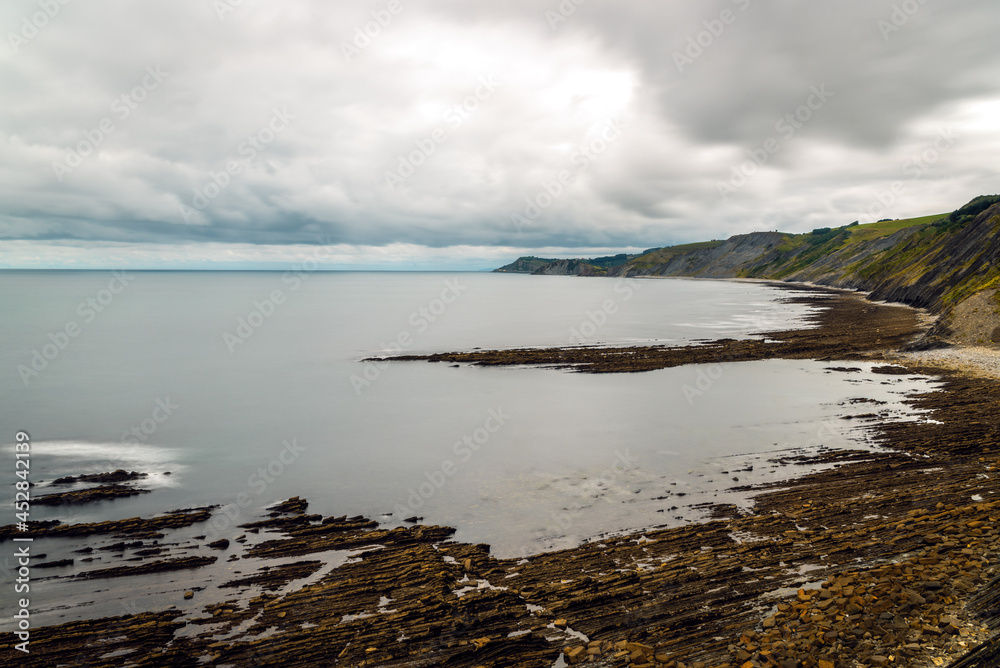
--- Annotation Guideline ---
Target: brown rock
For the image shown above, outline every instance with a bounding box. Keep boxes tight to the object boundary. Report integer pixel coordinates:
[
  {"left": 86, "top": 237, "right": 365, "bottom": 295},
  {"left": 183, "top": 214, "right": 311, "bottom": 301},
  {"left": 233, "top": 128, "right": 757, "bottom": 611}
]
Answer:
[{"left": 564, "top": 645, "right": 586, "bottom": 665}]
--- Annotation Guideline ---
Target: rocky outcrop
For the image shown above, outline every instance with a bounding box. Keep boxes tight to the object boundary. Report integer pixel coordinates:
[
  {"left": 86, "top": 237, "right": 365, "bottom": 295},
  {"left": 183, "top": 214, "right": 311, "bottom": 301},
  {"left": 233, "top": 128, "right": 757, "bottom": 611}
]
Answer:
[
  {"left": 0, "top": 507, "right": 213, "bottom": 541},
  {"left": 495, "top": 256, "right": 559, "bottom": 273},
  {"left": 33, "top": 483, "right": 151, "bottom": 506},
  {"left": 532, "top": 258, "right": 604, "bottom": 276},
  {"left": 937, "top": 289, "right": 1000, "bottom": 346},
  {"left": 50, "top": 469, "right": 148, "bottom": 485},
  {"left": 266, "top": 495, "right": 309, "bottom": 516},
  {"left": 497, "top": 254, "right": 639, "bottom": 274},
  {"left": 75, "top": 555, "right": 218, "bottom": 580}
]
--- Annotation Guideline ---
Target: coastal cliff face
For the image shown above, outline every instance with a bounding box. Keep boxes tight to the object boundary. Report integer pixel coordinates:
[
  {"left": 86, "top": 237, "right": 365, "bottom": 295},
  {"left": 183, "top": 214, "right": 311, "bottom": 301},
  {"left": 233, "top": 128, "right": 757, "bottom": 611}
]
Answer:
[
  {"left": 858, "top": 202, "right": 1000, "bottom": 310},
  {"left": 499, "top": 196, "right": 1000, "bottom": 344},
  {"left": 494, "top": 256, "right": 560, "bottom": 273},
  {"left": 531, "top": 258, "right": 603, "bottom": 276}
]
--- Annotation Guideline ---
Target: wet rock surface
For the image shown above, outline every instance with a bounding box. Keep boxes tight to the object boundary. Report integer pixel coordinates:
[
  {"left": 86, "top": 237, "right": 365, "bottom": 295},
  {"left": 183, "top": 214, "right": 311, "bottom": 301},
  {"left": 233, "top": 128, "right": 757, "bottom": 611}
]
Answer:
[
  {"left": 4, "top": 295, "right": 1000, "bottom": 667},
  {"left": 219, "top": 560, "right": 324, "bottom": 590},
  {"left": 266, "top": 495, "right": 309, "bottom": 516},
  {"left": 33, "top": 483, "right": 152, "bottom": 506},
  {"left": 50, "top": 469, "right": 148, "bottom": 485},
  {"left": 377, "top": 287, "right": 923, "bottom": 374},
  {"left": 74, "top": 555, "right": 219, "bottom": 580},
  {"left": 0, "top": 507, "right": 214, "bottom": 542}
]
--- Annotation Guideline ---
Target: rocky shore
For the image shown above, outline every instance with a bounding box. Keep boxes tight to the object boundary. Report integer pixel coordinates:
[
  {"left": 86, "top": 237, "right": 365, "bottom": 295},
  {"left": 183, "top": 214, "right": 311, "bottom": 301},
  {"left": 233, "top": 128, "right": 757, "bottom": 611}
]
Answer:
[
  {"left": 376, "top": 285, "right": 922, "bottom": 373},
  {"left": 3, "top": 289, "right": 999, "bottom": 668},
  {"left": 896, "top": 346, "right": 1000, "bottom": 381},
  {"left": 33, "top": 483, "right": 151, "bottom": 506}
]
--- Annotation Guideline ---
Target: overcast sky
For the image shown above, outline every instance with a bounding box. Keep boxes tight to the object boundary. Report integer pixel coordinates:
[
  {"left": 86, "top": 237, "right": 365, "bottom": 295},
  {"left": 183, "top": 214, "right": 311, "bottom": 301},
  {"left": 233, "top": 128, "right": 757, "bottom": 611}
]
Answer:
[{"left": 2, "top": 0, "right": 998, "bottom": 269}]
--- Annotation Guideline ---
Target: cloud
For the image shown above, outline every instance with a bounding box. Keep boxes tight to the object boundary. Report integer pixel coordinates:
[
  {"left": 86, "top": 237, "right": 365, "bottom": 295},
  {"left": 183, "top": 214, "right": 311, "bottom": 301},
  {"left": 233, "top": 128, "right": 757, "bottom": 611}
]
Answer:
[
  {"left": 1, "top": 0, "right": 998, "bottom": 268},
  {"left": 0, "top": 239, "right": 647, "bottom": 271}
]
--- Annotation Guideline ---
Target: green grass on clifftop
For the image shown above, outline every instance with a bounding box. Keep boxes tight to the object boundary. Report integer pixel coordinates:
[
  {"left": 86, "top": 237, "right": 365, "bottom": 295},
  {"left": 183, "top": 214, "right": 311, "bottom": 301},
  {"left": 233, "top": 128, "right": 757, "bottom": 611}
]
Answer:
[
  {"left": 631, "top": 240, "right": 724, "bottom": 265},
  {"left": 847, "top": 213, "right": 947, "bottom": 243}
]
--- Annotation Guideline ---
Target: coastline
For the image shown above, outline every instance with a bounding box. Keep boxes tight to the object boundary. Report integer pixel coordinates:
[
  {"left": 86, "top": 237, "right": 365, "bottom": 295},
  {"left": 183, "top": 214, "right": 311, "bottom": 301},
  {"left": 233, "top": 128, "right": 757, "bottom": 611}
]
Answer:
[
  {"left": 894, "top": 345, "right": 1000, "bottom": 381},
  {"left": 377, "top": 283, "right": 925, "bottom": 373},
  {"left": 4, "top": 289, "right": 1000, "bottom": 667}
]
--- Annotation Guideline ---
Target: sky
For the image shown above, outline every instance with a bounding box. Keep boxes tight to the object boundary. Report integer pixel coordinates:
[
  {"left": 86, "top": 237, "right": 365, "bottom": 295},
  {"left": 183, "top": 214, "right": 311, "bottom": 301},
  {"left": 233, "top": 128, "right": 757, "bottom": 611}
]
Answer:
[{"left": 1, "top": 0, "right": 999, "bottom": 270}]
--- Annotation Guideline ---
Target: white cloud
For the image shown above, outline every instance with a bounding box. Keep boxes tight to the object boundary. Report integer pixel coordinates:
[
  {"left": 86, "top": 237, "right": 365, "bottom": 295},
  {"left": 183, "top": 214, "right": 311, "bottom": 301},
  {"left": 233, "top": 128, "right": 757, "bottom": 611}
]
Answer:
[
  {"left": 0, "top": 240, "right": 647, "bottom": 270},
  {"left": 1, "top": 0, "right": 998, "bottom": 268}
]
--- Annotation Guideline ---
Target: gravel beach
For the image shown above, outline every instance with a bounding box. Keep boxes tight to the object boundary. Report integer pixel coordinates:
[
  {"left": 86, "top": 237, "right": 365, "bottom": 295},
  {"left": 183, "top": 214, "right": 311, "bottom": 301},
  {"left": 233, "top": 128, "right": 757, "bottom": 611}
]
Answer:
[{"left": 895, "top": 346, "right": 1000, "bottom": 380}]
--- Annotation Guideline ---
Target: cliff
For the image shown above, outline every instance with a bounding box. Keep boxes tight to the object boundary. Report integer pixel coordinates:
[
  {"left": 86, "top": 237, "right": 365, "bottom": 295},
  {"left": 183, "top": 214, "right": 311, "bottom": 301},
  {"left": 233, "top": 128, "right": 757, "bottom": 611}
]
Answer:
[
  {"left": 495, "top": 253, "right": 642, "bottom": 275},
  {"left": 498, "top": 195, "right": 1000, "bottom": 345}
]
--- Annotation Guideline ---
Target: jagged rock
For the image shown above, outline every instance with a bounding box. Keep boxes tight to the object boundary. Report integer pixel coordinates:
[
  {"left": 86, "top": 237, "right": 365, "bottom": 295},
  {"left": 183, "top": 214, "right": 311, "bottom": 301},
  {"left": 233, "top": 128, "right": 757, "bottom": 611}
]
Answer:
[
  {"left": 33, "top": 484, "right": 151, "bottom": 506},
  {"left": 0, "top": 507, "right": 213, "bottom": 542},
  {"left": 76, "top": 556, "right": 217, "bottom": 580},
  {"left": 51, "top": 469, "right": 148, "bottom": 485},
  {"left": 901, "top": 335, "right": 952, "bottom": 352},
  {"left": 220, "top": 561, "right": 322, "bottom": 591},
  {"left": 267, "top": 496, "right": 308, "bottom": 516},
  {"left": 564, "top": 645, "right": 586, "bottom": 664}
]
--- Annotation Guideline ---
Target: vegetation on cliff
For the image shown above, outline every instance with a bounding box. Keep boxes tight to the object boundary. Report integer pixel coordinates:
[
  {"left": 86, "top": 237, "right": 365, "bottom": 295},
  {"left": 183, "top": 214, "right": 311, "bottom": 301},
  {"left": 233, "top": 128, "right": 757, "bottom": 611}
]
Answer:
[{"left": 497, "top": 195, "right": 1000, "bottom": 342}]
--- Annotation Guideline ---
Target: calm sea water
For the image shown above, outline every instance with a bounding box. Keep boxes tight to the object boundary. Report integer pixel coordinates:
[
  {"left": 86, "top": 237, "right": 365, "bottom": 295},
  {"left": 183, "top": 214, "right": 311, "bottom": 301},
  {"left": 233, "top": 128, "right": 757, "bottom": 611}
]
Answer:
[{"left": 0, "top": 271, "right": 940, "bottom": 625}]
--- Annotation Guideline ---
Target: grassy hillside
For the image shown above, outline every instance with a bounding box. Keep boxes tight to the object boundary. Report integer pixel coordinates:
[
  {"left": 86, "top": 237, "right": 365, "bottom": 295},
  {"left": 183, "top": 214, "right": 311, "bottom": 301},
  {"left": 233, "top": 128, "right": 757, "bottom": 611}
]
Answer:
[
  {"left": 497, "top": 195, "right": 1000, "bottom": 337},
  {"left": 846, "top": 196, "right": 1000, "bottom": 307},
  {"left": 847, "top": 213, "right": 946, "bottom": 242}
]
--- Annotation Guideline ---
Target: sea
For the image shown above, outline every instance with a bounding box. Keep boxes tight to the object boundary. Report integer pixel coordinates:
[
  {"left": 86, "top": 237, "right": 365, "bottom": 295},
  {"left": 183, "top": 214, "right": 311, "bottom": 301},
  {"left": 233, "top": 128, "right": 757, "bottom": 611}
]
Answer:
[{"left": 0, "top": 271, "right": 942, "bottom": 627}]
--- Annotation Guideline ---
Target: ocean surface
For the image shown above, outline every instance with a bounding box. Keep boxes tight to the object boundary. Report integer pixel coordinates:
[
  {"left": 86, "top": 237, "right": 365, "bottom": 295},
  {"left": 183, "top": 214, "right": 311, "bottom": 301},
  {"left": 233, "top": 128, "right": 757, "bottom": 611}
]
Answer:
[{"left": 0, "top": 271, "right": 942, "bottom": 626}]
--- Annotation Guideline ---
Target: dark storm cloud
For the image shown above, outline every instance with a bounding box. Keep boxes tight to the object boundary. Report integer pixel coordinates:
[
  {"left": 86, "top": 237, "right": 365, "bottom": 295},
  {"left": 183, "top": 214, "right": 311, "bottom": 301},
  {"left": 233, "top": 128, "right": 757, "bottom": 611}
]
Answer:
[{"left": 1, "top": 0, "right": 998, "bottom": 267}]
